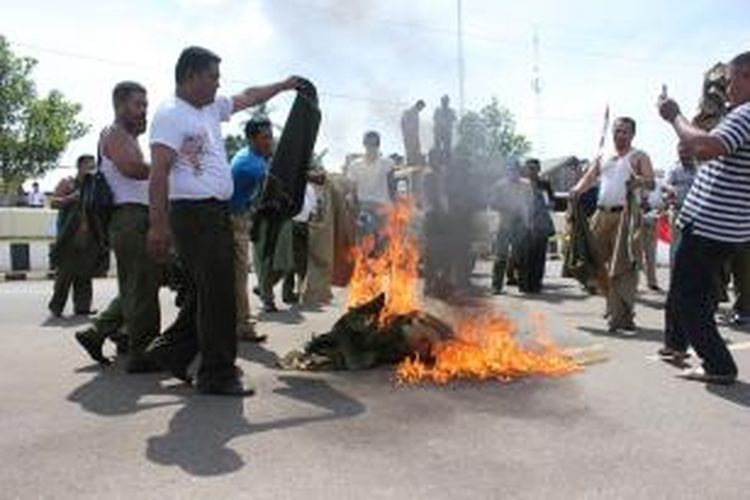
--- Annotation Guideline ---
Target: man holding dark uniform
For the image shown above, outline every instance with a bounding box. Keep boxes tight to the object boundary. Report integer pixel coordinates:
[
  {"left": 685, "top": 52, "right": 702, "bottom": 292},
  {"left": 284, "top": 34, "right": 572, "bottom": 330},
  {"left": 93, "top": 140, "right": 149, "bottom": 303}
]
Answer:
[{"left": 146, "top": 46, "right": 300, "bottom": 396}]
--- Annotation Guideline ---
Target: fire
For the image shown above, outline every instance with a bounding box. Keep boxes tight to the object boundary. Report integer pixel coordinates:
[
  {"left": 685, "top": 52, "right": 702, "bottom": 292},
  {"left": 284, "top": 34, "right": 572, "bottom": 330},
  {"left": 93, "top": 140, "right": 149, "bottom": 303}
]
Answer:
[
  {"left": 396, "top": 312, "right": 580, "bottom": 385},
  {"left": 347, "top": 199, "right": 580, "bottom": 384},
  {"left": 347, "top": 199, "right": 420, "bottom": 323}
]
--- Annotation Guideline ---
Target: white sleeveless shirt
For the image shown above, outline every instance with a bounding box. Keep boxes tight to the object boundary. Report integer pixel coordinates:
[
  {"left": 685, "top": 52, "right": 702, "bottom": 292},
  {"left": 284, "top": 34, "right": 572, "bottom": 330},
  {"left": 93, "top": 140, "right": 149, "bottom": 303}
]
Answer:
[
  {"left": 598, "top": 150, "right": 637, "bottom": 207},
  {"left": 99, "top": 128, "right": 149, "bottom": 206}
]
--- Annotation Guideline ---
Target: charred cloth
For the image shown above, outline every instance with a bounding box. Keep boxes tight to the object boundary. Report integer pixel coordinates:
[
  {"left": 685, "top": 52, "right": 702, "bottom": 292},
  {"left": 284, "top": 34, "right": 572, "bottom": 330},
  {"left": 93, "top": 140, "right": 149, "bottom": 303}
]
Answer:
[{"left": 280, "top": 293, "right": 452, "bottom": 372}]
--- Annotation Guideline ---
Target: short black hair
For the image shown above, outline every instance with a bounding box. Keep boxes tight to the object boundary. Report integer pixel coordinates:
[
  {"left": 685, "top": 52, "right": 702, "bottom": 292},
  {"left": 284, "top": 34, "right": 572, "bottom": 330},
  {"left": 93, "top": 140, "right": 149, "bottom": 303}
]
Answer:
[
  {"left": 112, "top": 81, "right": 146, "bottom": 107},
  {"left": 244, "top": 118, "right": 272, "bottom": 139},
  {"left": 76, "top": 154, "right": 95, "bottom": 167},
  {"left": 730, "top": 51, "right": 750, "bottom": 71},
  {"left": 363, "top": 131, "right": 380, "bottom": 146},
  {"left": 416, "top": 99, "right": 426, "bottom": 108},
  {"left": 525, "top": 158, "right": 541, "bottom": 167},
  {"left": 175, "top": 46, "right": 221, "bottom": 84},
  {"left": 615, "top": 116, "right": 636, "bottom": 135}
]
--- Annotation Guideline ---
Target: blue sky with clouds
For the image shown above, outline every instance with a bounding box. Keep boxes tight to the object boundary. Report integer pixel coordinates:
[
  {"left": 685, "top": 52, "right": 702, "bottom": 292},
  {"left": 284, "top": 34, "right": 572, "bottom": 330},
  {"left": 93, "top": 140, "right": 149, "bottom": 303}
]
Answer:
[{"left": 1, "top": 0, "right": 748, "bottom": 188}]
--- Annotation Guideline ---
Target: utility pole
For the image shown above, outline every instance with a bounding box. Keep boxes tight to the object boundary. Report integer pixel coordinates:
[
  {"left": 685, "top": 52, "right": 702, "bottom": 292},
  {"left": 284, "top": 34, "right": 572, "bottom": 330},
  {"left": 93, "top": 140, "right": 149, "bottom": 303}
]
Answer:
[
  {"left": 531, "top": 27, "right": 543, "bottom": 156},
  {"left": 457, "top": 0, "right": 465, "bottom": 115}
]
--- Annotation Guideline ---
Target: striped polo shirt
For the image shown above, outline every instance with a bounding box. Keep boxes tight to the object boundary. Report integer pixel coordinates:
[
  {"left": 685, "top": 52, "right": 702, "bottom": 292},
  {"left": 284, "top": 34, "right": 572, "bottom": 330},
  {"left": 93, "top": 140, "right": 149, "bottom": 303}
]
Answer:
[{"left": 679, "top": 102, "right": 750, "bottom": 243}]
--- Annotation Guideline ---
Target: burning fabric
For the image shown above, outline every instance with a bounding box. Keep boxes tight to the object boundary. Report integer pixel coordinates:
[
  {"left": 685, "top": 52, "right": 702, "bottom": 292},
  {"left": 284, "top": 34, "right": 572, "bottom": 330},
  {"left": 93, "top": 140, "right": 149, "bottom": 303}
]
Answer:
[{"left": 282, "top": 200, "right": 581, "bottom": 384}]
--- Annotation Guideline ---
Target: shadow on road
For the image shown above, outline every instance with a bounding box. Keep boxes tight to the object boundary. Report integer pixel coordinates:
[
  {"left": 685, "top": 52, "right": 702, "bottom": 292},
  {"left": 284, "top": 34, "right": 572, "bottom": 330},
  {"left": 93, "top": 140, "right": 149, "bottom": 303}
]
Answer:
[
  {"left": 145, "top": 375, "right": 366, "bottom": 477},
  {"left": 238, "top": 342, "right": 281, "bottom": 369},
  {"left": 707, "top": 380, "right": 750, "bottom": 408},
  {"left": 512, "top": 287, "right": 592, "bottom": 305},
  {"left": 578, "top": 325, "right": 664, "bottom": 343},
  {"left": 41, "top": 315, "right": 93, "bottom": 328},
  {"left": 67, "top": 365, "right": 189, "bottom": 416},
  {"left": 635, "top": 295, "right": 667, "bottom": 310},
  {"left": 257, "top": 307, "right": 305, "bottom": 325}
]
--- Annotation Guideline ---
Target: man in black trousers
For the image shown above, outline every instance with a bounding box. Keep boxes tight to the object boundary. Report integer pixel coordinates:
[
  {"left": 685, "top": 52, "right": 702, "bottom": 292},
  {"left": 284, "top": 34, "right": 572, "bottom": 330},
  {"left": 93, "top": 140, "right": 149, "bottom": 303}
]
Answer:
[{"left": 146, "top": 46, "right": 300, "bottom": 396}]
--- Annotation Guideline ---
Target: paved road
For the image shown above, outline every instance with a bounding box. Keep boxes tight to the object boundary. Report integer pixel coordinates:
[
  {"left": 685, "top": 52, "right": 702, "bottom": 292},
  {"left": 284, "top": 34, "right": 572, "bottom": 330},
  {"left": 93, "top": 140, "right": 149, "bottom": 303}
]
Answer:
[{"left": 1, "top": 263, "right": 749, "bottom": 499}]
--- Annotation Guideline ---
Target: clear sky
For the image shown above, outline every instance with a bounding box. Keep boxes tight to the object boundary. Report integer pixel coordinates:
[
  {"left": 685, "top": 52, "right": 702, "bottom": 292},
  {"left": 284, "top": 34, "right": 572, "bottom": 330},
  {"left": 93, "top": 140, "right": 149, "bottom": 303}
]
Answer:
[{"left": 1, "top": 0, "right": 748, "bottom": 189}]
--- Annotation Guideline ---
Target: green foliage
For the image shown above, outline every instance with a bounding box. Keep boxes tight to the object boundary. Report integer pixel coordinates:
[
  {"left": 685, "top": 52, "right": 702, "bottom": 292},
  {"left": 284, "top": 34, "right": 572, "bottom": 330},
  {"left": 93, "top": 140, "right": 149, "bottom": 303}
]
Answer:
[
  {"left": 0, "top": 36, "right": 88, "bottom": 189},
  {"left": 224, "top": 133, "right": 245, "bottom": 160},
  {"left": 454, "top": 97, "right": 531, "bottom": 167}
]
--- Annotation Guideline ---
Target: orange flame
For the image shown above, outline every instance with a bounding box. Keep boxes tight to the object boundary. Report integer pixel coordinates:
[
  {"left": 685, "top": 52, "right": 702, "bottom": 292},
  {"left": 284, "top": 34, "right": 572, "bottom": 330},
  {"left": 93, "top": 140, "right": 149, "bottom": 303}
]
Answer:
[
  {"left": 347, "top": 199, "right": 419, "bottom": 323},
  {"left": 396, "top": 312, "right": 580, "bottom": 385},
  {"left": 347, "top": 199, "right": 580, "bottom": 384}
]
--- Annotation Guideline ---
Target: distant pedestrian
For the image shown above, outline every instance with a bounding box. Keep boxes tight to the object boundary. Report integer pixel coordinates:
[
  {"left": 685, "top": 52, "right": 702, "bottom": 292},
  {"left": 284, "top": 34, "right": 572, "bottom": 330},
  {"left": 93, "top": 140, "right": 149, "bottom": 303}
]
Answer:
[{"left": 27, "top": 182, "right": 45, "bottom": 207}]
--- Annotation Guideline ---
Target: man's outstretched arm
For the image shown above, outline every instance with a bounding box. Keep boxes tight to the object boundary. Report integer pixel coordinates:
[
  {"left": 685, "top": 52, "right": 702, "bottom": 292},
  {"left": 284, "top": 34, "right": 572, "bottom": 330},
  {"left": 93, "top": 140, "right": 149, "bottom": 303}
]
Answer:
[{"left": 232, "top": 77, "right": 302, "bottom": 113}]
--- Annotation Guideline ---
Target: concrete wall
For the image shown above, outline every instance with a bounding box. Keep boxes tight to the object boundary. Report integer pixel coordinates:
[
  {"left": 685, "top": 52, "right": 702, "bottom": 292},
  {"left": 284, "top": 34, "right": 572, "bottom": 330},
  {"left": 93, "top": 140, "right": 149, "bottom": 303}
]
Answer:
[
  {"left": 1, "top": 208, "right": 58, "bottom": 276},
  {"left": 0, "top": 207, "right": 57, "bottom": 239}
]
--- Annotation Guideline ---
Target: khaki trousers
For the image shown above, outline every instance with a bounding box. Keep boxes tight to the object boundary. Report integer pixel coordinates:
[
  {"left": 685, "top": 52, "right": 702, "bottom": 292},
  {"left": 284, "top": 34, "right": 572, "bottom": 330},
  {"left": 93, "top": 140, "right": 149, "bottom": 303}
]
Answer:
[
  {"left": 232, "top": 212, "right": 252, "bottom": 329},
  {"left": 591, "top": 209, "right": 638, "bottom": 328},
  {"left": 640, "top": 218, "right": 658, "bottom": 287}
]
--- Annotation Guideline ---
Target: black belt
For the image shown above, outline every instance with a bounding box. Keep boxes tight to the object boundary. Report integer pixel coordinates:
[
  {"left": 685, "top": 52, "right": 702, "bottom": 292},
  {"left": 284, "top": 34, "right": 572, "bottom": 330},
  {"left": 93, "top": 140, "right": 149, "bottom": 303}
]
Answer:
[
  {"left": 597, "top": 205, "right": 624, "bottom": 213},
  {"left": 115, "top": 203, "right": 148, "bottom": 211},
  {"left": 171, "top": 198, "right": 228, "bottom": 208}
]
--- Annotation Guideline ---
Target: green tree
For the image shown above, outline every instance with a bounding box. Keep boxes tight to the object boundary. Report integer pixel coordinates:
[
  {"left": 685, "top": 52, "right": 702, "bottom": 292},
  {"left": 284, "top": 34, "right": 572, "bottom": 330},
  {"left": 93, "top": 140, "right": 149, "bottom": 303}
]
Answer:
[
  {"left": 0, "top": 36, "right": 88, "bottom": 191},
  {"left": 454, "top": 97, "right": 531, "bottom": 167},
  {"left": 224, "top": 133, "right": 245, "bottom": 160}
]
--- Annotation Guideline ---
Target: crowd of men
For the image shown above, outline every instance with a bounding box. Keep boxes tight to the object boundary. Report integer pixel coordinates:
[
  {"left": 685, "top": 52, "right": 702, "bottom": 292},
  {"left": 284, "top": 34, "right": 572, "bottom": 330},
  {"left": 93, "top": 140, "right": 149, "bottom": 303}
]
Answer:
[{"left": 45, "top": 45, "right": 750, "bottom": 391}]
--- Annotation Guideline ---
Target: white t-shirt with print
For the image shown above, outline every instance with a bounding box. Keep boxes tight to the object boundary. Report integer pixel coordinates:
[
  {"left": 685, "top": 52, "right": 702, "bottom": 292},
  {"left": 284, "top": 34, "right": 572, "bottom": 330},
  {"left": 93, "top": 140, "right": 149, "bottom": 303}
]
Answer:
[{"left": 149, "top": 95, "right": 234, "bottom": 201}]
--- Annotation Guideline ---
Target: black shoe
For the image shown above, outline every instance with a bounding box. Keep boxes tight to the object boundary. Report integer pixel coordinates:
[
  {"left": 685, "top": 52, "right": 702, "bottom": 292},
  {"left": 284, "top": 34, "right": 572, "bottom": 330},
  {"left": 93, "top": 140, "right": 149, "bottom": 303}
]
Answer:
[
  {"left": 196, "top": 378, "right": 256, "bottom": 397},
  {"left": 657, "top": 347, "right": 690, "bottom": 360},
  {"left": 263, "top": 301, "right": 279, "bottom": 313},
  {"left": 75, "top": 330, "right": 111, "bottom": 365},
  {"left": 126, "top": 356, "right": 162, "bottom": 374},
  {"left": 48, "top": 307, "right": 63, "bottom": 318},
  {"left": 729, "top": 312, "right": 750, "bottom": 326},
  {"left": 146, "top": 343, "right": 192, "bottom": 383},
  {"left": 74, "top": 309, "right": 98, "bottom": 317},
  {"left": 282, "top": 292, "right": 299, "bottom": 305},
  {"left": 110, "top": 333, "right": 129, "bottom": 356}
]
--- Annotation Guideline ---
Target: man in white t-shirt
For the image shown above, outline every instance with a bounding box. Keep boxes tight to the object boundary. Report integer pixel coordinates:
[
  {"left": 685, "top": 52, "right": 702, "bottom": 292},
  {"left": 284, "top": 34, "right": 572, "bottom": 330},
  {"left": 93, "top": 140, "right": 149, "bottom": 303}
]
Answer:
[
  {"left": 146, "top": 46, "right": 300, "bottom": 396},
  {"left": 345, "top": 131, "right": 395, "bottom": 239}
]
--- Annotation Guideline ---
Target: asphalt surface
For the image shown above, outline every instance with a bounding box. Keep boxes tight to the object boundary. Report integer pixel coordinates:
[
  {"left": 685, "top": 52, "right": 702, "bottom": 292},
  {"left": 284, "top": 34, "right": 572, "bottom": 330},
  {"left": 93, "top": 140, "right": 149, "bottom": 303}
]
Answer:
[{"left": 1, "top": 262, "right": 749, "bottom": 499}]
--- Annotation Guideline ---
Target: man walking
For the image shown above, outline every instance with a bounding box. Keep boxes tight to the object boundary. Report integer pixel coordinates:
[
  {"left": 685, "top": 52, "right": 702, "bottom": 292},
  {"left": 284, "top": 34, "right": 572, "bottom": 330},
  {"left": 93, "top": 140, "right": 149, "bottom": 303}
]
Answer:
[
  {"left": 76, "top": 81, "right": 160, "bottom": 372},
  {"left": 146, "top": 46, "right": 299, "bottom": 396},
  {"left": 48, "top": 155, "right": 100, "bottom": 317},
  {"left": 571, "top": 117, "right": 655, "bottom": 333},
  {"left": 657, "top": 51, "right": 750, "bottom": 384}
]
